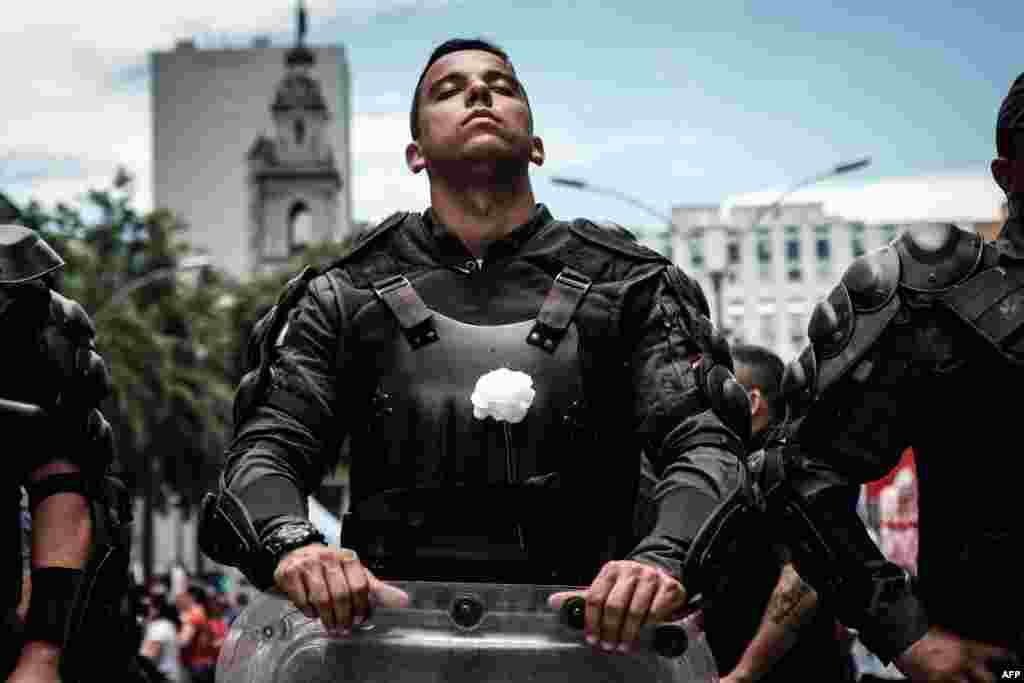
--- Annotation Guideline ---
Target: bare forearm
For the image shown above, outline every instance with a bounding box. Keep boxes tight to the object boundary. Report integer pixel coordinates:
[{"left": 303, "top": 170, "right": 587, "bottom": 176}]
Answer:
[
  {"left": 727, "top": 563, "right": 819, "bottom": 683},
  {"left": 29, "top": 461, "right": 92, "bottom": 568}
]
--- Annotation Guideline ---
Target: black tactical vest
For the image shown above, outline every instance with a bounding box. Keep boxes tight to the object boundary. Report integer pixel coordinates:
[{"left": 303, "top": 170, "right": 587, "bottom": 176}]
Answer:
[{"left": 335, "top": 215, "right": 661, "bottom": 585}]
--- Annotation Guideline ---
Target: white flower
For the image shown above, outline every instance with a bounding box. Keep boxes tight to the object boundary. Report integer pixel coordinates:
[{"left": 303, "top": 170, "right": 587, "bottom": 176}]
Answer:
[{"left": 470, "top": 368, "right": 536, "bottom": 424}]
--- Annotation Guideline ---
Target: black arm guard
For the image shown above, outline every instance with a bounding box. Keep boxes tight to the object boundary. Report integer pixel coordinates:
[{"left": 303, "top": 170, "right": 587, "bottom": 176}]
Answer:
[
  {"left": 680, "top": 361, "right": 760, "bottom": 597},
  {"left": 758, "top": 449, "right": 929, "bottom": 663},
  {"left": 198, "top": 475, "right": 325, "bottom": 591}
]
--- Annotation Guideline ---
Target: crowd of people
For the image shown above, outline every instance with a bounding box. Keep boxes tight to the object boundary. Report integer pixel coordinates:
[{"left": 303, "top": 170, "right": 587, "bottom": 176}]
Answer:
[{"left": 133, "top": 570, "right": 250, "bottom": 683}]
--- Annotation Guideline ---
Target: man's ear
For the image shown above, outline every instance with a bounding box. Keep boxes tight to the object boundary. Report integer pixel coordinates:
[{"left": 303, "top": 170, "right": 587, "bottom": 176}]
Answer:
[
  {"left": 529, "top": 135, "right": 545, "bottom": 167},
  {"left": 748, "top": 387, "right": 762, "bottom": 417},
  {"left": 406, "top": 141, "right": 426, "bottom": 174}
]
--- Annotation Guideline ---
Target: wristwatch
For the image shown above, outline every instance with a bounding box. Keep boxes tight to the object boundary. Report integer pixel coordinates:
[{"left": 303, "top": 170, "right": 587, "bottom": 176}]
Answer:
[{"left": 262, "top": 517, "right": 327, "bottom": 565}]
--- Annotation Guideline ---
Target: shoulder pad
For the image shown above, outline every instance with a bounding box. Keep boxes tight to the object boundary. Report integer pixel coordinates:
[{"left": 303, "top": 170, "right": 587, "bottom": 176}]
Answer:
[
  {"left": 781, "top": 345, "right": 817, "bottom": 420},
  {"left": 808, "top": 283, "right": 854, "bottom": 359},
  {"left": 704, "top": 363, "right": 752, "bottom": 444},
  {"left": 278, "top": 265, "right": 318, "bottom": 304},
  {"left": 340, "top": 211, "right": 409, "bottom": 263},
  {"left": 896, "top": 223, "right": 983, "bottom": 291},
  {"left": 593, "top": 220, "right": 641, "bottom": 243},
  {"left": 268, "top": 265, "right": 319, "bottom": 343},
  {"left": 841, "top": 244, "right": 900, "bottom": 313},
  {"left": 569, "top": 219, "right": 669, "bottom": 263},
  {"left": 49, "top": 291, "right": 96, "bottom": 342}
]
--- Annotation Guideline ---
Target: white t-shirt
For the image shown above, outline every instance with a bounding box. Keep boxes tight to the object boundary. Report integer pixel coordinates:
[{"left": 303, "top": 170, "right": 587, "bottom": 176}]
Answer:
[{"left": 143, "top": 617, "right": 184, "bottom": 682}]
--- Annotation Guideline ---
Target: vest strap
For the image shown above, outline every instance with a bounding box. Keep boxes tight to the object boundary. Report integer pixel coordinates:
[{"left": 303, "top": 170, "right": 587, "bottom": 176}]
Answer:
[
  {"left": 527, "top": 268, "right": 592, "bottom": 353},
  {"left": 373, "top": 274, "right": 439, "bottom": 349}
]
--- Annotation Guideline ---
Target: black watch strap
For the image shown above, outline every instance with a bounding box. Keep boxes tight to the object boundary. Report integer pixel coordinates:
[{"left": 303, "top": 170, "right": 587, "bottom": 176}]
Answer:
[{"left": 261, "top": 517, "right": 327, "bottom": 565}]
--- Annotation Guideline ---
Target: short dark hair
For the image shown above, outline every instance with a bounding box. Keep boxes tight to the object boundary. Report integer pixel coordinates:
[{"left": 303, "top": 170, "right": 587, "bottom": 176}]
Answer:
[
  {"left": 188, "top": 584, "right": 209, "bottom": 608},
  {"left": 409, "top": 37, "right": 531, "bottom": 140},
  {"left": 731, "top": 344, "right": 785, "bottom": 421},
  {"left": 997, "top": 72, "right": 1024, "bottom": 160}
]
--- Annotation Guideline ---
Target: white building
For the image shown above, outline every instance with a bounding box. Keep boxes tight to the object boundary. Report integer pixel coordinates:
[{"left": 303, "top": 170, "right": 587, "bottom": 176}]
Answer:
[
  {"left": 669, "top": 174, "right": 1006, "bottom": 362},
  {"left": 151, "top": 34, "right": 353, "bottom": 280}
]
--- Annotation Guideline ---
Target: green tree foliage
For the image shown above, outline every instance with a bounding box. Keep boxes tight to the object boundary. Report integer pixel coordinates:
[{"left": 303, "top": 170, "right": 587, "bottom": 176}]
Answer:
[
  {"left": 17, "top": 171, "right": 356, "bottom": 508},
  {"left": 17, "top": 173, "right": 229, "bottom": 504}
]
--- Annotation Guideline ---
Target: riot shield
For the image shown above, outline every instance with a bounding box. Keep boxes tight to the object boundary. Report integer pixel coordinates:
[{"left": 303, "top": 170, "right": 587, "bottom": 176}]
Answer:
[{"left": 217, "top": 581, "right": 718, "bottom": 682}]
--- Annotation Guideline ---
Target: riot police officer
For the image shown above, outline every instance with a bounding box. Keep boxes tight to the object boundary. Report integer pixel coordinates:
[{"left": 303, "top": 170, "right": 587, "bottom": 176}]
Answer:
[
  {"left": 753, "top": 74, "right": 1024, "bottom": 682},
  {"left": 0, "top": 224, "right": 139, "bottom": 682},
  {"left": 200, "top": 37, "right": 752, "bottom": 656}
]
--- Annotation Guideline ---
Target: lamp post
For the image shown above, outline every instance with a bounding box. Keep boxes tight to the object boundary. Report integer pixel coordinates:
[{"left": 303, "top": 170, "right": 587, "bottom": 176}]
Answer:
[
  {"left": 550, "top": 177, "right": 677, "bottom": 261},
  {"left": 705, "top": 157, "right": 873, "bottom": 336},
  {"left": 748, "top": 157, "right": 872, "bottom": 228}
]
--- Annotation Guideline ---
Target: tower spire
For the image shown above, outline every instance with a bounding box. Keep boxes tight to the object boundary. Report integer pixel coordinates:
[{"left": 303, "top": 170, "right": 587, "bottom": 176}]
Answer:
[
  {"left": 286, "top": 0, "right": 315, "bottom": 68},
  {"left": 297, "top": 1, "right": 308, "bottom": 47}
]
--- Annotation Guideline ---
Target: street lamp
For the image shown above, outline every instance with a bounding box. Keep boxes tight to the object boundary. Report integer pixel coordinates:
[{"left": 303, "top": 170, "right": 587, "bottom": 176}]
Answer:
[
  {"left": 550, "top": 176, "right": 676, "bottom": 261},
  {"left": 748, "top": 157, "right": 872, "bottom": 227},
  {"left": 705, "top": 157, "right": 873, "bottom": 335},
  {"left": 92, "top": 254, "right": 212, "bottom": 321}
]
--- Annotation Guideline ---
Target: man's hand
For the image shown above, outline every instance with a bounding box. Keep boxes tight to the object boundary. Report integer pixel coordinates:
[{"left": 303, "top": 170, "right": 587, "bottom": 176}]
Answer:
[
  {"left": 548, "top": 560, "right": 688, "bottom": 655},
  {"left": 720, "top": 672, "right": 754, "bottom": 683},
  {"left": 273, "top": 544, "right": 409, "bottom": 634},
  {"left": 6, "top": 641, "right": 62, "bottom": 683},
  {"left": 895, "top": 626, "right": 1018, "bottom": 682}
]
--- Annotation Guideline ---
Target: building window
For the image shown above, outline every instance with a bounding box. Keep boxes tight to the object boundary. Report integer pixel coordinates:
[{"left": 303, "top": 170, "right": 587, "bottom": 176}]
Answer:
[
  {"left": 727, "top": 238, "right": 741, "bottom": 266},
  {"left": 815, "top": 225, "right": 832, "bottom": 279},
  {"left": 850, "top": 223, "right": 866, "bottom": 258},
  {"left": 785, "top": 225, "right": 802, "bottom": 282},
  {"left": 294, "top": 118, "right": 306, "bottom": 145},
  {"left": 690, "top": 233, "right": 704, "bottom": 270},
  {"left": 880, "top": 224, "right": 899, "bottom": 244},
  {"left": 288, "top": 201, "right": 314, "bottom": 253},
  {"left": 755, "top": 227, "right": 772, "bottom": 281}
]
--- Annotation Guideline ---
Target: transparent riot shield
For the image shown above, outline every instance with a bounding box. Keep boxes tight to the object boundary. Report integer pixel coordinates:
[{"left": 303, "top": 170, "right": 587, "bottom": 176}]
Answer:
[{"left": 217, "top": 581, "right": 718, "bottom": 682}]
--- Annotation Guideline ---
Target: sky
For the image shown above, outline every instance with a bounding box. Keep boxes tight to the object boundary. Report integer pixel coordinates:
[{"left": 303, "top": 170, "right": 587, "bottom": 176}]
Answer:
[{"left": 0, "top": 0, "right": 1019, "bottom": 234}]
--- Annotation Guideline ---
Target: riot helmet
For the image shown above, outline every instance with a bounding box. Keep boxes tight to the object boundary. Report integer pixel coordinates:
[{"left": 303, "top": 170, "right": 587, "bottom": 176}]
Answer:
[{"left": 0, "top": 224, "right": 65, "bottom": 285}]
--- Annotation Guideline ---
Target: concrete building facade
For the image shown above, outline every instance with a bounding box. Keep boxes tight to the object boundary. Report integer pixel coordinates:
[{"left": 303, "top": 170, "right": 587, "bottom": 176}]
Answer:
[
  {"left": 671, "top": 202, "right": 1004, "bottom": 362},
  {"left": 151, "top": 37, "right": 353, "bottom": 279}
]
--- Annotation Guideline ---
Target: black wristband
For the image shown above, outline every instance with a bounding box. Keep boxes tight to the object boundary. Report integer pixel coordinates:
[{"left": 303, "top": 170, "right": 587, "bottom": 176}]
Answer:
[
  {"left": 261, "top": 517, "right": 326, "bottom": 565},
  {"left": 24, "top": 567, "right": 83, "bottom": 646}
]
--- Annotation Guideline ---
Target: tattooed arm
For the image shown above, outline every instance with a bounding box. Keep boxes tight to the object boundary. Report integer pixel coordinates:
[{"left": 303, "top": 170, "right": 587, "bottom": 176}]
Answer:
[{"left": 722, "top": 561, "right": 819, "bottom": 683}]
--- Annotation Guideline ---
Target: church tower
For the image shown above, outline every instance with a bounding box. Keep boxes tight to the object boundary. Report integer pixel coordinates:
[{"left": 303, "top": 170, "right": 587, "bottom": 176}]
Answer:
[{"left": 247, "top": 3, "right": 342, "bottom": 271}]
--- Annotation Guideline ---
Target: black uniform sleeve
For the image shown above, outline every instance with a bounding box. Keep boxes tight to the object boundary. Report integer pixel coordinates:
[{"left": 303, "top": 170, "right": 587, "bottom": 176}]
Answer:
[
  {"left": 624, "top": 267, "right": 747, "bottom": 582},
  {"left": 222, "top": 273, "right": 350, "bottom": 529},
  {"left": 781, "top": 453, "right": 929, "bottom": 663}
]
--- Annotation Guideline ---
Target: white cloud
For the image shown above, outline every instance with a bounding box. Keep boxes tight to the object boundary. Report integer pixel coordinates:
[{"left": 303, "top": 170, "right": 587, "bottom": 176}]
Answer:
[
  {"left": 722, "top": 170, "right": 1005, "bottom": 224},
  {"left": 0, "top": 2, "right": 452, "bottom": 53},
  {"left": 350, "top": 112, "right": 430, "bottom": 223},
  {"left": 0, "top": 2, "right": 452, "bottom": 217}
]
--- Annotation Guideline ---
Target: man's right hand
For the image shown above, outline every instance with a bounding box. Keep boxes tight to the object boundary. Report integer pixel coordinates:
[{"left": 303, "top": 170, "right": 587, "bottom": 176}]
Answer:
[
  {"left": 273, "top": 544, "right": 409, "bottom": 634},
  {"left": 894, "top": 626, "right": 1018, "bottom": 682}
]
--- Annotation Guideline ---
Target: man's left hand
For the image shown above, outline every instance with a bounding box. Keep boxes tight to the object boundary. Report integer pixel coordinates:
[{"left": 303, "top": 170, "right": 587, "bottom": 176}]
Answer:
[{"left": 548, "top": 560, "right": 688, "bottom": 655}]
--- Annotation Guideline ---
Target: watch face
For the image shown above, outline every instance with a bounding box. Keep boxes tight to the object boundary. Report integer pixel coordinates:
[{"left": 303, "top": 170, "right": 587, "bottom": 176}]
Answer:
[{"left": 267, "top": 523, "right": 323, "bottom": 558}]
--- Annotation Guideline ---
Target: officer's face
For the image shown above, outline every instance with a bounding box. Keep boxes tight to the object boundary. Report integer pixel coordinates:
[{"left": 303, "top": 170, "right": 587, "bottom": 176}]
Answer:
[{"left": 406, "top": 50, "right": 544, "bottom": 174}]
